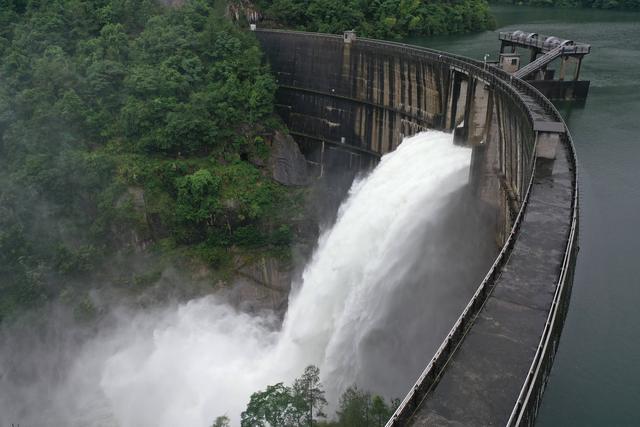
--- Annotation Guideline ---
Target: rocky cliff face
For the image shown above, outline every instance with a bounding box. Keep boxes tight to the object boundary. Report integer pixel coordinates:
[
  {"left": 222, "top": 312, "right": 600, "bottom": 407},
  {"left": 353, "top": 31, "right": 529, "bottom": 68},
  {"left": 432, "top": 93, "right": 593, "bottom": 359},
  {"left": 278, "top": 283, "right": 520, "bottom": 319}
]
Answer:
[
  {"left": 222, "top": 254, "right": 294, "bottom": 313},
  {"left": 269, "top": 130, "right": 310, "bottom": 187},
  {"left": 227, "top": 0, "right": 262, "bottom": 24},
  {"left": 107, "top": 133, "right": 315, "bottom": 313}
]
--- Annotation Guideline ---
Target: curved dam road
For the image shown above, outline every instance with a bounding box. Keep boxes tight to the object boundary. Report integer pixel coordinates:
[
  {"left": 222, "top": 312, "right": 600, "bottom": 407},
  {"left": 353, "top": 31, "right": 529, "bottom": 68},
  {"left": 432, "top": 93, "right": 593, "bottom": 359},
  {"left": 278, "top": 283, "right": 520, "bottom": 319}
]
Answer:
[{"left": 255, "top": 30, "right": 578, "bottom": 426}]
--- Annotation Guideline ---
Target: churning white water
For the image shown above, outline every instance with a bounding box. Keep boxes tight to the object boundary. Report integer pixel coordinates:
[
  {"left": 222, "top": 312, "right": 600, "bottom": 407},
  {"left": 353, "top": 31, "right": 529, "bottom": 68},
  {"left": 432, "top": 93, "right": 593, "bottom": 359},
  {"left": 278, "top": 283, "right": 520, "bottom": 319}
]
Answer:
[{"left": 0, "top": 131, "right": 474, "bottom": 427}]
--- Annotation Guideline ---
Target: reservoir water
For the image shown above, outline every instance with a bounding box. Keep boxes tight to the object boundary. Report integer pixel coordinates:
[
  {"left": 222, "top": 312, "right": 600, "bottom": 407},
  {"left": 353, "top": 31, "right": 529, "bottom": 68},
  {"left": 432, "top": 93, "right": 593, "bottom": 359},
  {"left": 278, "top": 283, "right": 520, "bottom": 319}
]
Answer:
[
  {"left": 1, "top": 8, "right": 638, "bottom": 426},
  {"left": 410, "top": 6, "right": 640, "bottom": 425}
]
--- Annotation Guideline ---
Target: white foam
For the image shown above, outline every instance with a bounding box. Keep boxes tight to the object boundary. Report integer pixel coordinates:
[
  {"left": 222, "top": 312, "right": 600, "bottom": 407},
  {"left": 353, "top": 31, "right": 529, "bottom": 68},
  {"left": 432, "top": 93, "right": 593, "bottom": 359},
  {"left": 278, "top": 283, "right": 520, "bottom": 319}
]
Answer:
[{"left": 0, "top": 131, "right": 472, "bottom": 427}]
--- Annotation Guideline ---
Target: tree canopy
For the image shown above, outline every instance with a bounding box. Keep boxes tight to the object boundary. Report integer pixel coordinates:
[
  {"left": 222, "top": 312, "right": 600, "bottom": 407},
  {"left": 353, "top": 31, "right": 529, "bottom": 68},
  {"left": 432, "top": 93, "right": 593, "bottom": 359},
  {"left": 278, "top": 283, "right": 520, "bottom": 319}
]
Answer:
[
  {"left": 241, "top": 365, "right": 328, "bottom": 426},
  {"left": 253, "top": 0, "right": 496, "bottom": 38},
  {"left": 333, "top": 386, "right": 398, "bottom": 427},
  {"left": 0, "top": 0, "right": 302, "bottom": 321},
  {"left": 239, "top": 366, "right": 398, "bottom": 427},
  {"left": 490, "top": 0, "right": 640, "bottom": 9}
]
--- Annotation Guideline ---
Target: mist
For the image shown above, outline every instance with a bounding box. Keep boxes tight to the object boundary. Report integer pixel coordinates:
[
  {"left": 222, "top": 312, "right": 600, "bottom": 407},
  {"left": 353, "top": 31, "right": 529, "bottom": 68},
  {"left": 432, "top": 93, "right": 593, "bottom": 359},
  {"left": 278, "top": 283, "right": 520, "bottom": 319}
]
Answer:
[{"left": 0, "top": 131, "right": 495, "bottom": 426}]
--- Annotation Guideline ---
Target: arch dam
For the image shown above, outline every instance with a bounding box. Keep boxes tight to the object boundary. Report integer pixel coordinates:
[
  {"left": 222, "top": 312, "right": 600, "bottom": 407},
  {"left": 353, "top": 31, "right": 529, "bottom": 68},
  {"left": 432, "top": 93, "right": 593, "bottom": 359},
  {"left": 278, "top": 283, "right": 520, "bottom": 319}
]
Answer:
[{"left": 254, "top": 29, "right": 579, "bottom": 427}]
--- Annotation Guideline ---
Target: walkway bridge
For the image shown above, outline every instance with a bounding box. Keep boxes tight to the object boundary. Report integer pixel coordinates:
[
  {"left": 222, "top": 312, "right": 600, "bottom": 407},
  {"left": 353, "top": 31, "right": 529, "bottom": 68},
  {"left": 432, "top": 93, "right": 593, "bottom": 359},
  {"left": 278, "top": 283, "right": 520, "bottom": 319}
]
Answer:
[
  {"left": 514, "top": 45, "right": 565, "bottom": 79},
  {"left": 254, "top": 29, "right": 579, "bottom": 426},
  {"left": 498, "top": 31, "right": 591, "bottom": 100}
]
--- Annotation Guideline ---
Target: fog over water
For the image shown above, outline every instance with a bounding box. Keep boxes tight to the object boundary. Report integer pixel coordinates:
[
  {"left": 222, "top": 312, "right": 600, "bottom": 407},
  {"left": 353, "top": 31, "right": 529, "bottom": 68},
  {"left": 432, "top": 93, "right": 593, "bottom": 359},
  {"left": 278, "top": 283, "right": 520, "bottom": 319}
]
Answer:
[{"left": 0, "top": 131, "right": 495, "bottom": 426}]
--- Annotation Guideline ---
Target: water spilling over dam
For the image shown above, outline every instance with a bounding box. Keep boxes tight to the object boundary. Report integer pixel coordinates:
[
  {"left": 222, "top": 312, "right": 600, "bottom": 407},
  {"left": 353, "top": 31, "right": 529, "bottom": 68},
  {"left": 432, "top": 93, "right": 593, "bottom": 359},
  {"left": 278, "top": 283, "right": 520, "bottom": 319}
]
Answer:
[
  {"left": 0, "top": 20, "right": 580, "bottom": 424},
  {"left": 0, "top": 132, "right": 493, "bottom": 426},
  {"left": 254, "top": 29, "right": 577, "bottom": 426}
]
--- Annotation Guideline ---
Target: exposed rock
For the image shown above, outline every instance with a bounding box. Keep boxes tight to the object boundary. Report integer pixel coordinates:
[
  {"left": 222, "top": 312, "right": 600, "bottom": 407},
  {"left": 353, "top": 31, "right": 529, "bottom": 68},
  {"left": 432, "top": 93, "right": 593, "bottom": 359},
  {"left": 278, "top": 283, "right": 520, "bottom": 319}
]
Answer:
[
  {"left": 222, "top": 254, "right": 293, "bottom": 313},
  {"left": 116, "top": 187, "right": 145, "bottom": 211},
  {"left": 269, "top": 130, "right": 309, "bottom": 186},
  {"left": 227, "top": 0, "right": 262, "bottom": 23},
  {"left": 223, "top": 277, "right": 288, "bottom": 314},
  {"left": 114, "top": 187, "right": 154, "bottom": 251},
  {"left": 235, "top": 255, "right": 292, "bottom": 294}
]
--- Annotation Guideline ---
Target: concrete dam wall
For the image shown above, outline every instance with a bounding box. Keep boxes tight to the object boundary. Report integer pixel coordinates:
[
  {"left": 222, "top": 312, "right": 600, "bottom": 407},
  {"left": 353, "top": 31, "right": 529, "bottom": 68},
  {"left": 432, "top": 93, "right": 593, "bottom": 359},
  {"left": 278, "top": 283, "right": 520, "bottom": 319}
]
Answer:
[
  {"left": 256, "top": 30, "right": 539, "bottom": 244},
  {"left": 255, "top": 29, "right": 579, "bottom": 426}
]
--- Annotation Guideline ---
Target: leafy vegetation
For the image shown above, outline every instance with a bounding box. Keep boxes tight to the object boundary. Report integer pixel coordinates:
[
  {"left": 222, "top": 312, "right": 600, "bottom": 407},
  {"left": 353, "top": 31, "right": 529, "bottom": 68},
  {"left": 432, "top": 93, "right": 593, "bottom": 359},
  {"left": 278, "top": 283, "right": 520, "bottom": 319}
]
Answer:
[
  {"left": 212, "top": 415, "right": 231, "bottom": 427},
  {"left": 331, "top": 386, "right": 399, "bottom": 427},
  {"left": 241, "top": 366, "right": 327, "bottom": 426},
  {"left": 253, "top": 0, "right": 496, "bottom": 38},
  {"left": 490, "top": 0, "right": 640, "bottom": 9},
  {"left": 0, "top": 0, "right": 304, "bottom": 321},
  {"left": 237, "top": 365, "right": 398, "bottom": 426},
  {"left": 0, "top": 0, "right": 502, "bottom": 321}
]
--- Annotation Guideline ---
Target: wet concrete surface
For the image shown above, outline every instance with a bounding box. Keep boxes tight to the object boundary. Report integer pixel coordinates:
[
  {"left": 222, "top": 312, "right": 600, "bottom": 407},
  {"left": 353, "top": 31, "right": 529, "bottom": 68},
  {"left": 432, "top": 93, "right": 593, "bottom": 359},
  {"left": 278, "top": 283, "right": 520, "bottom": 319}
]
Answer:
[
  {"left": 409, "top": 142, "right": 573, "bottom": 426},
  {"left": 253, "top": 30, "right": 576, "bottom": 425}
]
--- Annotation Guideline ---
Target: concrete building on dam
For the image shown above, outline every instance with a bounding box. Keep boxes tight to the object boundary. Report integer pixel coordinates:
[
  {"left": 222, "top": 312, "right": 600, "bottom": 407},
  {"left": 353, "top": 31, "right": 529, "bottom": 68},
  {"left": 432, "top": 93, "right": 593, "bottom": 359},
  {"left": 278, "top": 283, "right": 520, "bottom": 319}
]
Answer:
[{"left": 254, "top": 29, "right": 579, "bottom": 426}]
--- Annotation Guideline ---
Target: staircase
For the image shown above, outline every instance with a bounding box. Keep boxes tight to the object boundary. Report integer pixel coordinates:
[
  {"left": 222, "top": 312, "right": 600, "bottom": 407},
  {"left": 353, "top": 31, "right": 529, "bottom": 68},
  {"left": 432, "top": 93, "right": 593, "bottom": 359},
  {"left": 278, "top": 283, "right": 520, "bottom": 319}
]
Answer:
[{"left": 514, "top": 46, "right": 564, "bottom": 79}]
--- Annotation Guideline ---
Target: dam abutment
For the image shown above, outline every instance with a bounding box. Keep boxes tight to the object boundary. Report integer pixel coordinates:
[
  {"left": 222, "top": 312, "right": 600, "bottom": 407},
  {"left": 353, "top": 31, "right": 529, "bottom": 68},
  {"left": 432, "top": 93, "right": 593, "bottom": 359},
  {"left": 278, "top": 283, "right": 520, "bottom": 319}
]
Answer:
[{"left": 254, "top": 29, "right": 578, "bottom": 426}]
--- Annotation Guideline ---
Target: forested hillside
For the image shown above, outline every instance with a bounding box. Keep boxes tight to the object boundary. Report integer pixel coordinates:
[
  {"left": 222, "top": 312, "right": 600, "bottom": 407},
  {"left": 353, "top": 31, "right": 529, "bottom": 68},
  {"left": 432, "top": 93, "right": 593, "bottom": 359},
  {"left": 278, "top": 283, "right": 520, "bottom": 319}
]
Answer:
[
  {"left": 0, "top": 0, "right": 500, "bottom": 322},
  {"left": 253, "top": 0, "right": 496, "bottom": 38},
  {"left": 0, "top": 0, "right": 305, "bottom": 321},
  {"left": 489, "top": 0, "right": 639, "bottom": 9}
]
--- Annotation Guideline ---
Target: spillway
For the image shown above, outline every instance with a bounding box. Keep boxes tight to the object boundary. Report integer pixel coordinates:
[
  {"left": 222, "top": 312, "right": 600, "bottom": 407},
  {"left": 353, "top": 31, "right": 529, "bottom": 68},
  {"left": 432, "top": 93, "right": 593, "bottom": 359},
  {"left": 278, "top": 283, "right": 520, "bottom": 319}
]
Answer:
[
  {"left": 0, "top": 131, "right": 492, "bottom": 427},
  {"left": 255, "top": 29, "right": 578, "bottom": 426},
  {"left": 275, "top": 131, "right": 482, "bottom": 403}
]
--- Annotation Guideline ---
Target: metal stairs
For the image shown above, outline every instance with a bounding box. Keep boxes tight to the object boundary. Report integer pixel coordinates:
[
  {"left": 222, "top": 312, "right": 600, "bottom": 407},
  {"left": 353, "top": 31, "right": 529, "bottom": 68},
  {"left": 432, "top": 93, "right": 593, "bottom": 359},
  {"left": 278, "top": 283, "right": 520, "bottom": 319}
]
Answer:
[{"left": 514, "top": 46, "right": 564, "bottom": 79}]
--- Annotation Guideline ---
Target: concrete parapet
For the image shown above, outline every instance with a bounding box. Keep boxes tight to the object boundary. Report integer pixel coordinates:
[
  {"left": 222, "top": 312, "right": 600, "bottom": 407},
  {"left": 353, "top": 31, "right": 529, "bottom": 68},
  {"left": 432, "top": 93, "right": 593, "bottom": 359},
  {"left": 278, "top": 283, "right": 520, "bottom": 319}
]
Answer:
[
  {"left": 536, "top": 132, "right": 561, "bottom": 159},
  {"left": 343, "top": 30, "right": 356, "bottom": 44}
]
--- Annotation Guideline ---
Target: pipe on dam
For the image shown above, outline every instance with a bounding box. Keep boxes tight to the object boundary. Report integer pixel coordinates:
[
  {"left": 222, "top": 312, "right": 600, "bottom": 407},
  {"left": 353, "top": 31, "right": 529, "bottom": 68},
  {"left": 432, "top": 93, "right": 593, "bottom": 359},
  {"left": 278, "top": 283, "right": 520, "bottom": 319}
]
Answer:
[{"left": 254, "top": 29, "right": 578, "bottom": 426}]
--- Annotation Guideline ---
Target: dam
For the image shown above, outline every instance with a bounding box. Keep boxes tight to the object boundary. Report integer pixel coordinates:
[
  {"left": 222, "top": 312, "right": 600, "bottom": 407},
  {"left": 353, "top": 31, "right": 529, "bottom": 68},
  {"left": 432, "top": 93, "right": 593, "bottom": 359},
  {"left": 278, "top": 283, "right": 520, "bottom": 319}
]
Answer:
[{"left": 254, "top": 29, "right": 579, "bottom": 426}]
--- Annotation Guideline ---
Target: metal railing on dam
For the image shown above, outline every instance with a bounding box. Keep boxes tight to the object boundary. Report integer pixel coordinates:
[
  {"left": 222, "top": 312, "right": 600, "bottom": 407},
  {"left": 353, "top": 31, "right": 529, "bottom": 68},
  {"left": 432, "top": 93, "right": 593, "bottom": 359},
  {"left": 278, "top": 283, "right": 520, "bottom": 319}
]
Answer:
[{"left": 254, "top": 29, "right": 579, "bottom": 426}]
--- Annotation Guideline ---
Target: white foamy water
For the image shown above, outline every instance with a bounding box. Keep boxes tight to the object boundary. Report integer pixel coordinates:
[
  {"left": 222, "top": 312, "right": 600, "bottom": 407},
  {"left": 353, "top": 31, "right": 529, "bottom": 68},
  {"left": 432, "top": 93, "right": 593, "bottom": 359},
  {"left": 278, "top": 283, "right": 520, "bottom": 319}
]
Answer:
[{"left": 0, "top": 131, "right": 472, "bottom": 427}]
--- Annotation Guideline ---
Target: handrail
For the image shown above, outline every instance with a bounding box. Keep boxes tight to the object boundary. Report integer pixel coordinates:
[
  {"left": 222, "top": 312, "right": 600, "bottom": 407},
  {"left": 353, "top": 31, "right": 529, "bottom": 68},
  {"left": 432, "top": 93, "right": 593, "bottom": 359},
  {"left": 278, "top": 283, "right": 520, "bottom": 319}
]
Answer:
[
  {"left": 254, "top": 29, "right": 579, "bottom": 426},
  {"left": 500, "top": 40, "right": 581, "bottom": 426},
  {"left": 349, "top": 36, "right": 579, "bottom": 427},
  {"left": 256, "top": 28, "right": 555, "bottom": 124},
  {"left": 506, "top": 149, "right": 578, "bottom": 426},
  {"left": 355, "top": 37, "right": 579, "bottom": 427},
  {"left": 385, "top": 145, "right": 538, "bottom": 426},
  {"left": 499, "top": 31, "right": 591, "bottom": 54},
  {"left": 255, "top": 28, "right": 343, "bottom": 40},
  {"left": 514, "top": 46, "right": 564, "bottom": 79},
  {"left": 506, "top": 89, "right": 580, "bottom": 427}
]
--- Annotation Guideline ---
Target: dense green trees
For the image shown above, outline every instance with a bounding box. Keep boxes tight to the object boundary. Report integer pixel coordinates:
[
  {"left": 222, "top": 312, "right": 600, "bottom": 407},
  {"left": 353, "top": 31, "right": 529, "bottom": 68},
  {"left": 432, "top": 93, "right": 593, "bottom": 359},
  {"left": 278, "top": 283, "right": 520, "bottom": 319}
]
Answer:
[
  {"left": 332, "top": 386, "right": 398, "bottom": 427},
  {"left": 490, "top": 0, "right": 639, "bottom": 9},
  {"left": 212, "top": 415, "right": 231, "bottom": 427},
  {"left": 241, "top": 366, "right": 327, "bottom": 426},
  {"left": 239, "top": 366, "right": 398, "bottom": 427},
  {"left": 242, "top": 382, "right": 307, "bottom": 426},
  {"left": 254, "top": 0, "right": 496, "bottom": 38},
  {"left": 0, "top": 0, "right": 301, "bottom": 320}
]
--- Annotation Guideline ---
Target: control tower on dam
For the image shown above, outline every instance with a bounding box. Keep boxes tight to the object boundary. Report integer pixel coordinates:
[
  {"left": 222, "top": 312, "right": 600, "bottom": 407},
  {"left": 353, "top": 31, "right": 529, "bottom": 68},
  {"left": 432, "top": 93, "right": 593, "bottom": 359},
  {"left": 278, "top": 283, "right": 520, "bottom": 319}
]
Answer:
[{"left": 254, "top": 29, "right": 579, "bottom": 426}]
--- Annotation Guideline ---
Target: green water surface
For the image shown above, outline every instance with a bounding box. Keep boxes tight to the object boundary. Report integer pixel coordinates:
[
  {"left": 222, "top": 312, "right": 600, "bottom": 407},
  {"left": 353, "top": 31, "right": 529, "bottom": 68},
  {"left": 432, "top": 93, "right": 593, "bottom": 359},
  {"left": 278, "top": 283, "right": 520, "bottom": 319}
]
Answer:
[{"left": 410, "top": 6, "right": 640, "bottom": 426}]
